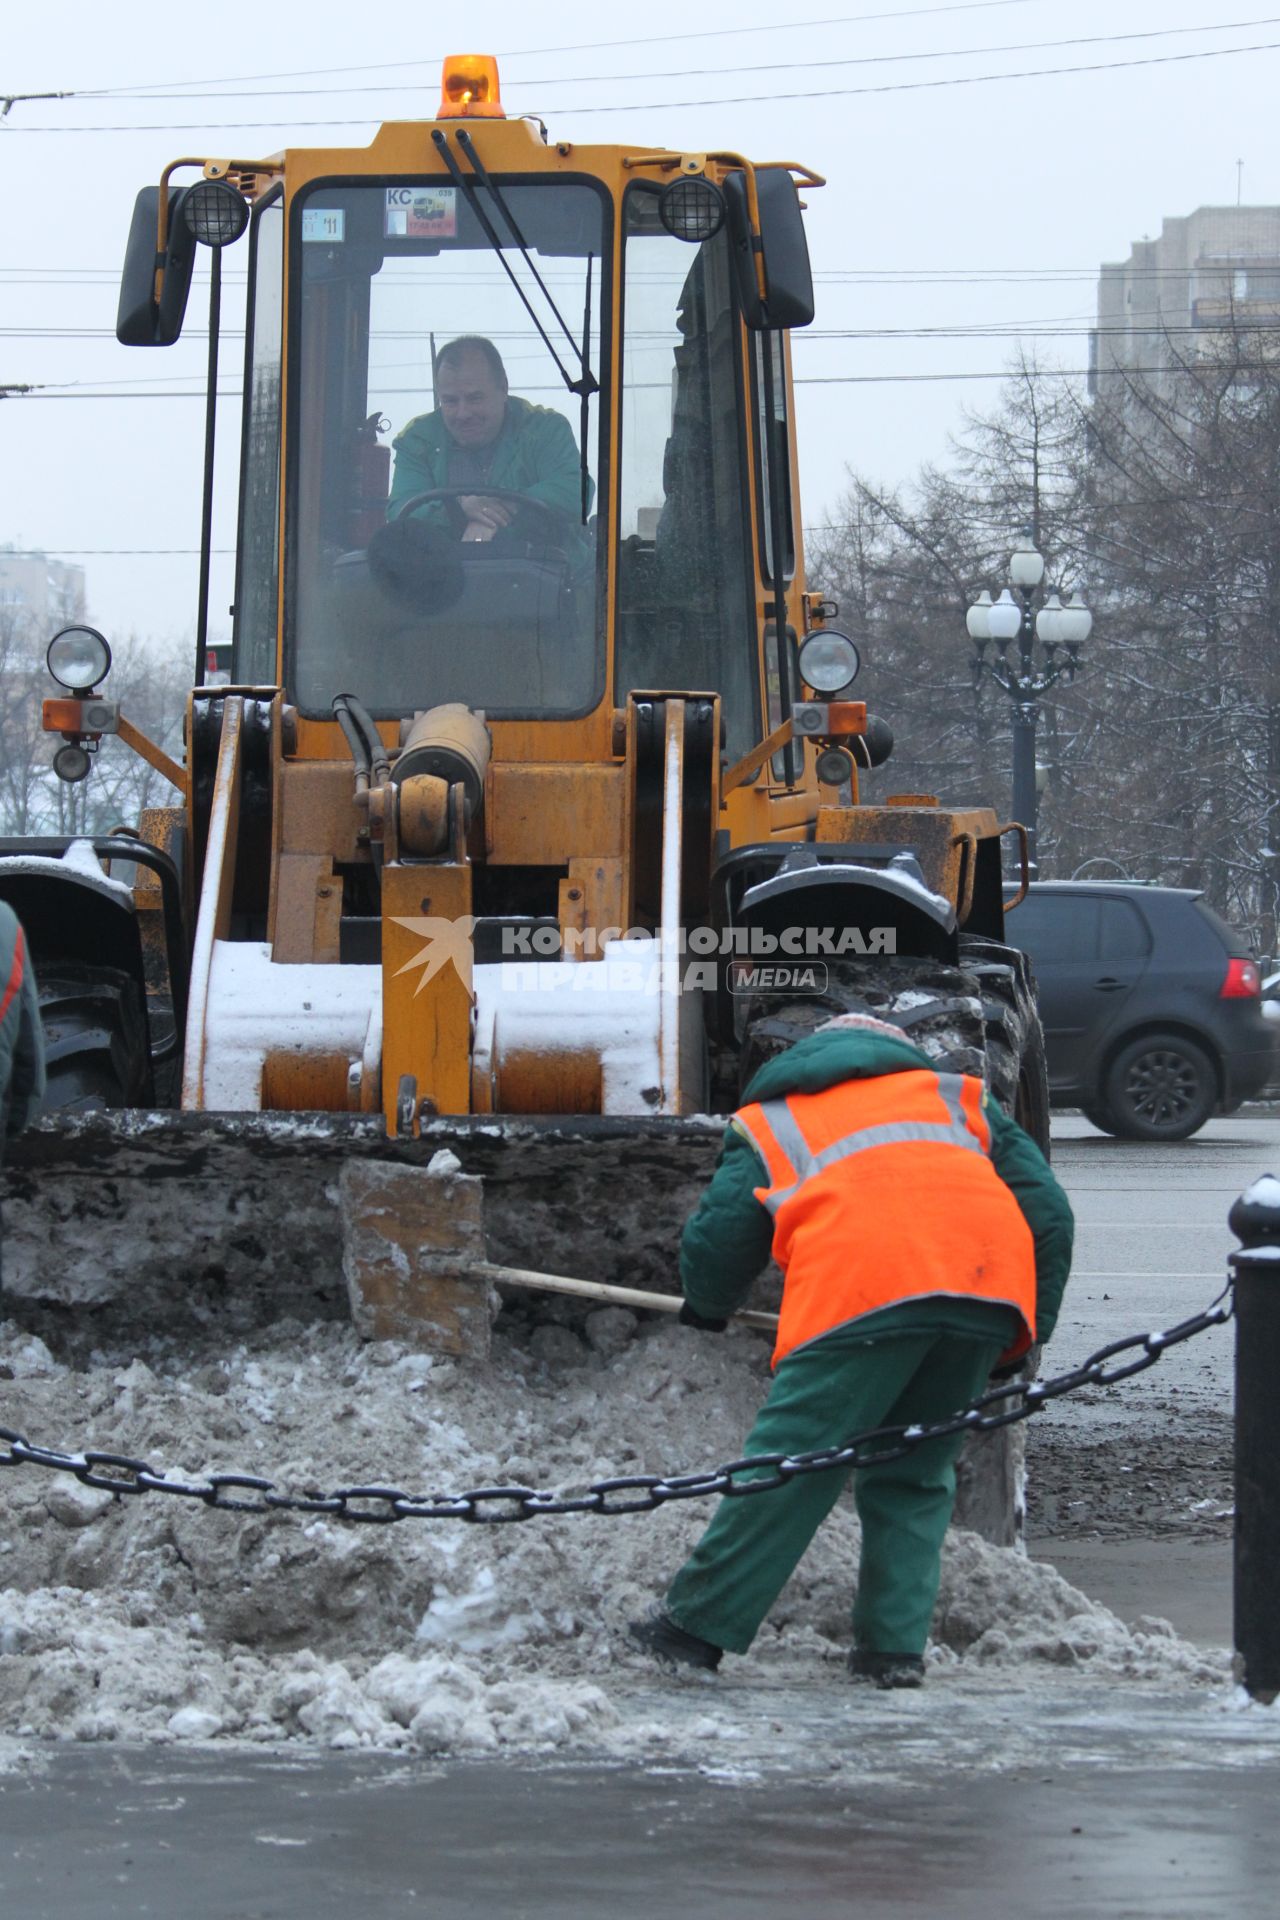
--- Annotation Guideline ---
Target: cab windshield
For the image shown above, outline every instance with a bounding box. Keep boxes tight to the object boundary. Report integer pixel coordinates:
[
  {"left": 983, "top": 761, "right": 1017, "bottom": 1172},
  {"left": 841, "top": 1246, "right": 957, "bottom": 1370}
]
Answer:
[{"left": 289, "top": 178, "right": 606, "bottom": 719}]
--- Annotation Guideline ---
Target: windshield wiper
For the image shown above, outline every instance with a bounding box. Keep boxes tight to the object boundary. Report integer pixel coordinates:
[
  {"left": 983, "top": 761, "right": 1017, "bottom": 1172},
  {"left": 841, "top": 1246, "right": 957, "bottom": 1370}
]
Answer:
[
  {"left": 431, "top": 128, "right": 597, "bottom": 405},
  {"left": 431, "top": 127, "right": 598, "bottom": 524},
  {"left": 454, "top": 129, "right": 598, "bottom": 399}
]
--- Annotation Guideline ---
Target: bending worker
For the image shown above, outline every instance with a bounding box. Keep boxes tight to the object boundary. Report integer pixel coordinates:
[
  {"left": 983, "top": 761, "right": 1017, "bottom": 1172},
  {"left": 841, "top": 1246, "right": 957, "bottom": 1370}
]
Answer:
[
  {"left": 631, "top": 1010, "right": 1074, "bottom": 1689},
  {"left": 387, "top": 335, "right": 590, "bottom": 545}
]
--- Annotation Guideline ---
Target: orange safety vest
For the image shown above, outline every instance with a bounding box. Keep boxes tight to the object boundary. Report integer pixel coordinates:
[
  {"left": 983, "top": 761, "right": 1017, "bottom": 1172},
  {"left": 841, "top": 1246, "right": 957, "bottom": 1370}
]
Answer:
[{"left": 733, "top": 1068, "right": 1037, "bottom": 1369}]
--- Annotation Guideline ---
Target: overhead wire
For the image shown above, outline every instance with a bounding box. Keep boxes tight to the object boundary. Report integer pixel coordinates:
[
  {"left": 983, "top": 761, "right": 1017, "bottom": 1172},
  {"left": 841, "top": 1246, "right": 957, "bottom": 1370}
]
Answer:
[
  {"left": 537, "top": 33, "right": 1280, "bottom": 113},
  {"left": 11, "top": 366, "right": 1276, "bottom": 399},
  {"left": 7, "top": 318, "right": 1277, "bottom": 345},
  {"left": 0, "top": 265, "right": 1251, "bottom": 282},
  {"left": 29, "top": 2, "right": 1063, "bottom": 100},
  {"left": 60, "top": 14, "right": 1280, "bottom": 101},
  {"left": 7, "top": 33, "right": 1280, "bottom": 130}
]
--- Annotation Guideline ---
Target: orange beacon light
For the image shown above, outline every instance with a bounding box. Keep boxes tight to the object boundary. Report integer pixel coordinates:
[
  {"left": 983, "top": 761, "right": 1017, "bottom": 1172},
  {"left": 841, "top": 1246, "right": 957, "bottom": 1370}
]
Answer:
[{"left": 438, "top": 54, "right": 505, "bottom": 119}]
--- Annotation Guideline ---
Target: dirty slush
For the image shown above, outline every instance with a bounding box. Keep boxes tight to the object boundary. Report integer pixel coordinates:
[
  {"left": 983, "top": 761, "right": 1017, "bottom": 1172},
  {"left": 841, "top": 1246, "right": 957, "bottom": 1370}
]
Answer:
[{"left": 0, "top": 1299, "right": 1232, "bottom": 1773}]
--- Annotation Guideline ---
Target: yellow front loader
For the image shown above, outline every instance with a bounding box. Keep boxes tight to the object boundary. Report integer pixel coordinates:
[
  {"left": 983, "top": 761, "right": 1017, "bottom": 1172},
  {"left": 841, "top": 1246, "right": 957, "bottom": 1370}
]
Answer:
[{"left": 1, "top": 59, "right": 1044, "bottom": 1537}]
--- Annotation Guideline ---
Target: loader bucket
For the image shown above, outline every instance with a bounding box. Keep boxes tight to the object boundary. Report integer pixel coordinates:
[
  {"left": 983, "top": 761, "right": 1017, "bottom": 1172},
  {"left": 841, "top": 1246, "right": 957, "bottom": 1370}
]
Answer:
[{"left": 0, "top": 1110, "right": 728, "bottom": 1340}]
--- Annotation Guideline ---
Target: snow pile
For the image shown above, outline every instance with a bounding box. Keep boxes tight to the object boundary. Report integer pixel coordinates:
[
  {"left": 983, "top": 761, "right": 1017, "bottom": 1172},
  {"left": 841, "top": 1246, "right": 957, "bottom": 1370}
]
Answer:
[
  {"left": 0, "top": 1311, "right": 1225, "bottom": 1757},
  {"left": 934, "top": 1532, "right": 1216, "bottom": 1678}
]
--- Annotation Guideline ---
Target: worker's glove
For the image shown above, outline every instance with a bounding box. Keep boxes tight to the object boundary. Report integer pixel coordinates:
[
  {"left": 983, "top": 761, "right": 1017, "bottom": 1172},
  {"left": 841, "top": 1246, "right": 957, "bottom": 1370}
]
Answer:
[{"left": 678, "top": 1301, "right": 729, "bottom": 1333}]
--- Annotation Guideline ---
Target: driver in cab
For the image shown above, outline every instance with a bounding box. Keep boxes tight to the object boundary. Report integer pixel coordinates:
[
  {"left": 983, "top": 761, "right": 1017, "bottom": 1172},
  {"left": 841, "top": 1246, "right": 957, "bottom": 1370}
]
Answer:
[{"left": 387, "top": 335, "right": 590, "bottom": 544}]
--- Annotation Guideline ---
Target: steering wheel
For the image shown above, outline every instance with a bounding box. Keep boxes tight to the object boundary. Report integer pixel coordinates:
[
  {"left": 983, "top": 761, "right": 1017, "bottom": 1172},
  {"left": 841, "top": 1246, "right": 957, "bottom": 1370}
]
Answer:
[{"left": 389, "top": 485, "right": 570, "bottom": 539}]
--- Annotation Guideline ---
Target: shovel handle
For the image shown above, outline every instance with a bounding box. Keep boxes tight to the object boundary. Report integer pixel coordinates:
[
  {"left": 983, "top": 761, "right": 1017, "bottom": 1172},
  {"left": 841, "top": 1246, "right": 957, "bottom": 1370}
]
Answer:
[{"left": 472, "top": 1261, "right": 778, "bottom": 1333}]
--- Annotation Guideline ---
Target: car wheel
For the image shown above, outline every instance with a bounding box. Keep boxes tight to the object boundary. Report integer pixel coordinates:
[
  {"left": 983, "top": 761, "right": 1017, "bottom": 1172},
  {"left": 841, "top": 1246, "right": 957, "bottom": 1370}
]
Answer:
[
  {"left": 1101, "top": 1033, "right": 1218, "bottom": 1141},
  {"left": 1081, "top": 1103, "right": 1119, "bottom": 1137}
]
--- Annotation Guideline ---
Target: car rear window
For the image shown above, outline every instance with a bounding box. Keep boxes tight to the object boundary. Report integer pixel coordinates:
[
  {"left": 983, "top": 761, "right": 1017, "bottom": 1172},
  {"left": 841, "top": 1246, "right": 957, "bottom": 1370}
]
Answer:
[
  {"left": 1098, "top": 898, "right": 1150, "bottom": 959},
  {"left": 1193, "top": 898, "right": 1254, "bottom": 957}
]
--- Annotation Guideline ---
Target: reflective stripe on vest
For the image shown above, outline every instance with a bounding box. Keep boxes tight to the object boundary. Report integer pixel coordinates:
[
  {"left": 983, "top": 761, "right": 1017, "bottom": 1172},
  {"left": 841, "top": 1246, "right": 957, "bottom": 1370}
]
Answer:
[
  {"left": 755, "top": 1071, "right": 986, "bottom": 1216},
  {"left": 0, "top": 925, "right": 25, "bottom": 1027}
]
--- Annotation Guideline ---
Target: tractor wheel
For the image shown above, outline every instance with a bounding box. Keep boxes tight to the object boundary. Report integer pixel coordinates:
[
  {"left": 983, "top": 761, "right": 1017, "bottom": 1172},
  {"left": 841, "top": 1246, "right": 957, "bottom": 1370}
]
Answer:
[
  {"left": 736, "top": 955, "right": 987, "bottom": 1095},
  {"left": 958, "top": 934, "right": 1051, "bottom": 1153},
  {"left": 37, "top": 964, "right": 154, "bottom": 1113},
  {"left": 737, "top": 948, "right": 1048, "bottom": 1132}
]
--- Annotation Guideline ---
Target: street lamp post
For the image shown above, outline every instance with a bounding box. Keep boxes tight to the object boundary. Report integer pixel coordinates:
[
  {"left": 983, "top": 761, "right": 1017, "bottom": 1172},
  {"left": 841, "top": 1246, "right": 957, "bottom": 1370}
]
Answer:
[{"left": 967, "top": 536, "right": 1091, "bottom": 877}]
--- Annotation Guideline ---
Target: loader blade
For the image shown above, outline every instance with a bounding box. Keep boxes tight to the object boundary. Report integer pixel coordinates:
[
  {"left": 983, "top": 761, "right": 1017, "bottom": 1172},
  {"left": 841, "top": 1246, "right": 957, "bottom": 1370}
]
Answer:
[{"left": 0, "top": 1111, "right": 727, "bottom": 1334}]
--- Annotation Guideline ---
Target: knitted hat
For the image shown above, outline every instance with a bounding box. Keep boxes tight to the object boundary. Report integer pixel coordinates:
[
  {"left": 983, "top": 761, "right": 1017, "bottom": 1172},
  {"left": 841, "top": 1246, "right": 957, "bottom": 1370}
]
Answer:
[{"left": 813, "top": 1011, "right": 909, "bottom": 1043}]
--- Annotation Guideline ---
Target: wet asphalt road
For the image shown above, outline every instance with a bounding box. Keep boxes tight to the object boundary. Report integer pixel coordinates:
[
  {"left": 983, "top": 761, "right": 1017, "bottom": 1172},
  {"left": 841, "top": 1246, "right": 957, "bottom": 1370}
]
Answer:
[
  {"left": 2, "top": 1747, "right": 1279, "bottom": 1920},
  {"left": 3, "top": 1113, "right": 1279, "bottom": 1915},
  {"left": 1040, "top": 1111, "right": 1272, "bottom": 1416}
]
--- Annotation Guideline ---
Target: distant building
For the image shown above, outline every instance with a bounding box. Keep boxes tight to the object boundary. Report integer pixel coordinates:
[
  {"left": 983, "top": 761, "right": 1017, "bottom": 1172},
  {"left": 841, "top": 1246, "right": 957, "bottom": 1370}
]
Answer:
[
  {"left": 1092, "top": 206, "right": 1280, "bottom": 404},
  {"left": 0, "top": 548, "right": 86, "bottom": 632}
]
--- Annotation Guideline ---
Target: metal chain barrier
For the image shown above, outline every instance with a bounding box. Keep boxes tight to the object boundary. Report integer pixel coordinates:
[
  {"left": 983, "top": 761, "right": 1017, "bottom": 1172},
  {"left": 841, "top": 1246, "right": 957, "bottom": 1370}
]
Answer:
[{"left": 0, "top": 1290, "right": 1232, "bottom": 1527}]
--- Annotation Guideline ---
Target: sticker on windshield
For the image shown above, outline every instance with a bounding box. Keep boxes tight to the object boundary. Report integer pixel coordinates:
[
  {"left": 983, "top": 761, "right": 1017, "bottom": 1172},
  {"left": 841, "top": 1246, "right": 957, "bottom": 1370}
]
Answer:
[
  {"left": 302, "top": 208, "right": 345, "bottom": 244},
  {"left": 385, "top": 186, "right": 458, "bottom": 239}
]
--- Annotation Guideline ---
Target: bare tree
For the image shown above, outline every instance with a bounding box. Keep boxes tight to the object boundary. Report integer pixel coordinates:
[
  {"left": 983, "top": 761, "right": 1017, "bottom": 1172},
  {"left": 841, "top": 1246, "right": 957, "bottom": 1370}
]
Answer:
[
  {"left": 808, "top": 336, "right": 1280, "bottom": 949},
  {"left": 1076, "top": 317, "right": 1280, "bottom": 946},
  {"left": 807, "top": 354, "right": 1088, "bottom": 832}
]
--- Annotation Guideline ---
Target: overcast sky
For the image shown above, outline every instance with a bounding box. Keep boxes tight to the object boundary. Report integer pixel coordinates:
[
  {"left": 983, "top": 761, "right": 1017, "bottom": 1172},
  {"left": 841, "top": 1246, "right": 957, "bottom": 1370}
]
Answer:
[{"left": 3, "top": 0, "right": 1277, "bottom": 648}]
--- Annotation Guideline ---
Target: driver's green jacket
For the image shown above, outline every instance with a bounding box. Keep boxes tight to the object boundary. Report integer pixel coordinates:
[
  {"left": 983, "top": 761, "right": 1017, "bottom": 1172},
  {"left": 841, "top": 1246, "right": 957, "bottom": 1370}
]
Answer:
[{"left": 387, "top": 396, "right": 592, "bottom": 530}]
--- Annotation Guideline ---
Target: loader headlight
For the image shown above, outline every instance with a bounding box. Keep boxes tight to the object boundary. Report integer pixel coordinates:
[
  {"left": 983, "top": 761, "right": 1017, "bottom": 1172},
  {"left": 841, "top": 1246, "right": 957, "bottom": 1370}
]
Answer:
[
  {"left": 184, "top": 179, "right": 250, "bottom": 249},
  {"left": 814, "top": 746, "right": 854, "bottom": 787},
  {"left": 799, "top": 630, "right": 860, "bottom": 695},
  {"left": 659, "top": 177, "right": 725, "bottom": 243},
  {"left": 52, "top": 743, "right": 92, "bottom": 784},
  {"left": 47, "top": 626, "right": 112, "bottom": 693}
]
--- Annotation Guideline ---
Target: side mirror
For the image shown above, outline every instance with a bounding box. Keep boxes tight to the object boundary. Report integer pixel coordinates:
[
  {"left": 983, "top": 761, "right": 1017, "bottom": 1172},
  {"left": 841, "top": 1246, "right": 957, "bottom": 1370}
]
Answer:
[
  {"left": 117, "top": 185, "right": 196, "bottom": 346},
  {"left": 724, "top": 169, "right": 815, "bottom": 332}
]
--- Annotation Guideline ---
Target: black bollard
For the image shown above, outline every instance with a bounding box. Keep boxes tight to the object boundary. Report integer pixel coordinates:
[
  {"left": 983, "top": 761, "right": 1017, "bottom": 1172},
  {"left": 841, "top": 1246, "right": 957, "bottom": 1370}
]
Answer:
[{"left": 1228, "top": 1173, "right": 1280, "bottom": 1704}]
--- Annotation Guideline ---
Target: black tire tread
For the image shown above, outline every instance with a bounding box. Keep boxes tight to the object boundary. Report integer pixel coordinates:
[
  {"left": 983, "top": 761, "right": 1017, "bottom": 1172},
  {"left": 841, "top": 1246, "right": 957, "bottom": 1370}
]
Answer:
[
  {"left": 958, "top": 934, "right": 1051, "bottom": 1153},
  {"left": 737, "top": 946, "right": 1049, "bottom": 1152},
  {"left": 37, "top": 963, "right": 153, "bottom": 1113},
  {"left": 737, "top": 956, "right": 987, "bottom": 1093}
]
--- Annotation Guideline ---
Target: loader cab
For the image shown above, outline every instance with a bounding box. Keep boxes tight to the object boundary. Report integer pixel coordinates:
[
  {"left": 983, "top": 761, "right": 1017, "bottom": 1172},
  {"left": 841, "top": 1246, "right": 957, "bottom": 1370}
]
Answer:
[{"left": 227, "top": 125, "right": 816, "bottom": 770}]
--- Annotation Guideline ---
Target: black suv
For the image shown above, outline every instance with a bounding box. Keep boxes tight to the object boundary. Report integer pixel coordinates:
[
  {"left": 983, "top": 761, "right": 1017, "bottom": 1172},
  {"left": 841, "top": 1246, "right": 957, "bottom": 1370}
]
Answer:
[{"left": 1003, "top": 882, "right": 1277, "bottom": 1140}]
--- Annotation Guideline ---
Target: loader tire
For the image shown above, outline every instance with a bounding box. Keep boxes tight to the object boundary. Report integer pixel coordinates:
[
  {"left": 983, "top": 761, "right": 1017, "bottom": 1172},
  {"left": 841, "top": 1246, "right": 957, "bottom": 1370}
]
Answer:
[
  {"left": 736, "top": 955, "right": 987, "bottom": 1096},
  {"left": 37, "top": 963, "right": 154, "bottom": 1113},
  {"left": 736, "top": 946, "right": 1047, "bottom": 1133},
  {"left": 957, "top": 933, "right": 1051, "bottom": 1153}
]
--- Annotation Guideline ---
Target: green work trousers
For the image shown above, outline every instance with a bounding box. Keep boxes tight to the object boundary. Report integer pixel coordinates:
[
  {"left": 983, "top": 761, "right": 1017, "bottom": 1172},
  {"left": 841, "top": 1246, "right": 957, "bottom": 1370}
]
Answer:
[{"left": 664, "top": 1330, "right": 1006, "bottom": 1657}]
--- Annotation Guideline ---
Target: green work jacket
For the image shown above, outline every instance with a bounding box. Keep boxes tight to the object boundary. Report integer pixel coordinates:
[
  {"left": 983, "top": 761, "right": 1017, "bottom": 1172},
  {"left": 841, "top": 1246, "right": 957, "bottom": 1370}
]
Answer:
[{"left": 387, "top": 396, "right": 592, "bottom": 539}]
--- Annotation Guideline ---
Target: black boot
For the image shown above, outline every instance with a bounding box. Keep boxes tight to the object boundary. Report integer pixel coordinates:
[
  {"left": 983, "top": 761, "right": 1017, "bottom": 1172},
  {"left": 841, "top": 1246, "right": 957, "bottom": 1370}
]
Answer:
[
  {"left": 629, "top": 1611, "right": 722, "bottom": 1671},
  {"left": 848, "top": 1649, "right": 925, "bottom": 1689}
]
